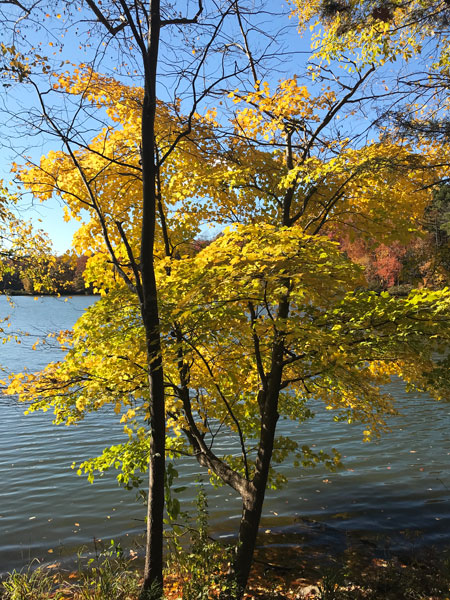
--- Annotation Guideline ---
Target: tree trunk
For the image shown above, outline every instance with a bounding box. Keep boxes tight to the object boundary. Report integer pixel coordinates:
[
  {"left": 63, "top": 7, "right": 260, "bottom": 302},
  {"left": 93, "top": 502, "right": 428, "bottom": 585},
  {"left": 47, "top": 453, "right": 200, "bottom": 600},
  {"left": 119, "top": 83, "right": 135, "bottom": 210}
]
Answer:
[
  {"left": 139, "top": 0, "right": 165, "bottom": 597},
  {"left": 231, "top": 304, "right": 287, "bottom": 597},
  {"left": 233, "top": 483, "right": 266, "bottom": 594},
  {"left": 140, "top": 283, "right": 165, "bottom": 598},
  {"left": 231, "top": 400, "right": 280, "bottom": 596}
]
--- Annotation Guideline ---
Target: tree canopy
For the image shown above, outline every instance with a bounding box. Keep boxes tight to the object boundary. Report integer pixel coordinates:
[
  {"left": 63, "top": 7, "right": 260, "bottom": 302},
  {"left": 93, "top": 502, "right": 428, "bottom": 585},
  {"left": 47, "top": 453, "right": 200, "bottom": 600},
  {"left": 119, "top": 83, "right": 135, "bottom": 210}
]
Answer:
[
  {"left": 0, "top": 186, "right": 53, "bottom": 292},
  {"left": 2, "top": 0, "right": 450, "bottom": 596}
]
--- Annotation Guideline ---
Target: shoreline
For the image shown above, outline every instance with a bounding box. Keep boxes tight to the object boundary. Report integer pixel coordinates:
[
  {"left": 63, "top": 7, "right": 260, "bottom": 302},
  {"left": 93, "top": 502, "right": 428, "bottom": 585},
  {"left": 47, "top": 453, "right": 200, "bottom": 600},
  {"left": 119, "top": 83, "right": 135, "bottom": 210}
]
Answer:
[
  {"left": 2, "top": 537, "right": 450, "bottom": 600},
  {"left": 0, "top": 291, "right": 97, "bottom": 297}
]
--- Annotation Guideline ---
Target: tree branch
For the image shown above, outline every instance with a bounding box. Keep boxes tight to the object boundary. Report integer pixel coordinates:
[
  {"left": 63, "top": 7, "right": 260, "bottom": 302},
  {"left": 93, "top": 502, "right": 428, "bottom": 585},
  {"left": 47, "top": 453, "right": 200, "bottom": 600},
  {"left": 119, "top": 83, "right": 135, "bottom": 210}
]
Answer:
[
  {"left": 85, "top": 0, "right": 127, "bottom": 35},
  {"left": 161, "top": 0, "right": 203, "bottom": 26}
]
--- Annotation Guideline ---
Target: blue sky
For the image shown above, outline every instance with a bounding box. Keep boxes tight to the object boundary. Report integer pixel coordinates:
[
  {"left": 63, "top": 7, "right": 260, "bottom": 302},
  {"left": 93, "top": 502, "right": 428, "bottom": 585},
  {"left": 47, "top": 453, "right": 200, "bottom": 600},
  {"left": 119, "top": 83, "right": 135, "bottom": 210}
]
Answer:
[
  {"left": 0, "top": 1, "right": 313, "bottom": 255},
  {"left": 19, "top": 196, "right": 82, "bottom": 256}
]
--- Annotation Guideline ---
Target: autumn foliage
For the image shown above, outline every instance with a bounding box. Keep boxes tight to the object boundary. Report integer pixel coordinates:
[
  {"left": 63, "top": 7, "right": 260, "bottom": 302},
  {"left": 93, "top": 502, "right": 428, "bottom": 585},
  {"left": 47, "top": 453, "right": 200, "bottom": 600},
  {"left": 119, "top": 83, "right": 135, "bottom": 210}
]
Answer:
[{"left": 2, "top": 0, "right": 450, "bottom": 595}]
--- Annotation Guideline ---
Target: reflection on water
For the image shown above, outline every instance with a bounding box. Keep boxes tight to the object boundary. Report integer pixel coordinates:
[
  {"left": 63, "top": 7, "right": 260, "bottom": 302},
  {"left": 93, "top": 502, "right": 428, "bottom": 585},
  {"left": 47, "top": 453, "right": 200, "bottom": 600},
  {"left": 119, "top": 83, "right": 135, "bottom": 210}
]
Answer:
[{"left": 1, "top": 296, "right": 450, "bottom": 573}]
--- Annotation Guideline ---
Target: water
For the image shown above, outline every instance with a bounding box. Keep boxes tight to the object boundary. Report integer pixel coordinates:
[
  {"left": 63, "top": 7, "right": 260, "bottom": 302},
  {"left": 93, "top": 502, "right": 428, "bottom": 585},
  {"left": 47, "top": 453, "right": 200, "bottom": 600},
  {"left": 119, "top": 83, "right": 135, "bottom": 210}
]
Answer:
[{"left": 1, "top": 296, "right": 450, "bottom": 574}]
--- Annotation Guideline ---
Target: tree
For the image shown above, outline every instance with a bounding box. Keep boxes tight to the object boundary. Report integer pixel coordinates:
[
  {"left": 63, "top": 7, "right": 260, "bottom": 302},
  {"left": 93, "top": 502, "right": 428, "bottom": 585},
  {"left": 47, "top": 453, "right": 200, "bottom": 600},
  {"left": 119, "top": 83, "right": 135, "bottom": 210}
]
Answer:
[
  {"left": 291, "top": 0, "right": 450, "bottom": 70},
  {"left": 7, "top": 41, "right": 450, "bottom": 598},
  {"left": 340, "top": 237, "right": 408, "bottom": 289},
  {"left": 2, "top": 3, "right": 174, "bottom": 590},
  {"left": 425, "top": 184, "right": 450, "bottom": 242},
  {"left": 417, "top": 183, "right": 450, "bottom": 285},
  {"left": 3, "top": 1, "right": 450, "bottom": 597},
  {"left": 291, "top": 0, "right": 450, "bottom": 163},
  {"left": 1, "top": 1, "right": 288, "bottom": 596},
  {"left": 0, "top": 186, "right": 53, "bottom": 294}
]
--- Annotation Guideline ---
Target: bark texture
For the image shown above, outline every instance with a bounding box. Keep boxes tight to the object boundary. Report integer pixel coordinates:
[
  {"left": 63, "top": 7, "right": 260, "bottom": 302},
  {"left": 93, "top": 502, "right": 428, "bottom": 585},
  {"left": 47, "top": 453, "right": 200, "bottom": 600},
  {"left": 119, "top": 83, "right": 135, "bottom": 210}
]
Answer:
[{"left": 139, "top": 0, "right": 165, "bottom": 597}]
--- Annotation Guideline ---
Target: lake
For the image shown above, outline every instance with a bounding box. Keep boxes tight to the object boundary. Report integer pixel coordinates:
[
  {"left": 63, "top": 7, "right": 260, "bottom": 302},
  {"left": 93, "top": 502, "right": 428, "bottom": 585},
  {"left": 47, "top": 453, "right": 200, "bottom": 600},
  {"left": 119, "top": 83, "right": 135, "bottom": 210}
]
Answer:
[{"left": 1, "top": 295, "right": 450, "bottom": 574}]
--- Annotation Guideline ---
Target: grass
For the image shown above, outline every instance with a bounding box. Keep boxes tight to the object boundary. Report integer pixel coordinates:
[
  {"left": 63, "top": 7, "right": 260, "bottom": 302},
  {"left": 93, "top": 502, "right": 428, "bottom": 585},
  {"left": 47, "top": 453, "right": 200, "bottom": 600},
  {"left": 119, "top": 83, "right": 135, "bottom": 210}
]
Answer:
[
  {"left": 0, "top": 540, "right": 141, "bottom": 600},
  {"left": 2, "top": 547, "right": 450, "bottom": 600},
  {"left": 0, "top": 558, "right": 141, "bottom": 600}
]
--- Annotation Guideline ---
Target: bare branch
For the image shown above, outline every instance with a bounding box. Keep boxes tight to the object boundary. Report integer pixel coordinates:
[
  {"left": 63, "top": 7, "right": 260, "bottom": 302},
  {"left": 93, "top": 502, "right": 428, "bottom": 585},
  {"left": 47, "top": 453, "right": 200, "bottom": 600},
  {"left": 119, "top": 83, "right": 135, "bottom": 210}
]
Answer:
[
  {"left": 85, "top": 0, "right": 127, "bottom": 35},
  {"left": 161, "top": 0, "right": 203, "bottom": 26}
]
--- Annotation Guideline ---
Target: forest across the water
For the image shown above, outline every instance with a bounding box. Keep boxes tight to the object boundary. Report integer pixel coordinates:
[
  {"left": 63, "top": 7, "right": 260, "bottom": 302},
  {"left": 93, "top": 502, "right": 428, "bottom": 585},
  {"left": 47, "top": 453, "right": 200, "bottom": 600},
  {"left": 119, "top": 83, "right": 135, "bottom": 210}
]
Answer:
[{"left": 2, "top": 185, "right": 450, "bottom": 297}]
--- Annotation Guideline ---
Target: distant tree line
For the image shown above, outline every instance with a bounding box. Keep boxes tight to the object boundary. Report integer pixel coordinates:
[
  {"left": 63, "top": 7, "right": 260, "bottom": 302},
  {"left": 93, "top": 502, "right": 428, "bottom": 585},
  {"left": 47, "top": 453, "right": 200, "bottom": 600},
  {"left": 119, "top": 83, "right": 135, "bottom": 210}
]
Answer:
[
  {"left": 0, "top": 254, "right": 93, "bottom": 295},
  {"left": 2, "top": 197, "right": 448, "bottom": 297},
  {"left": 341, "top": 185, "right": 450, "bottom": 293}
]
